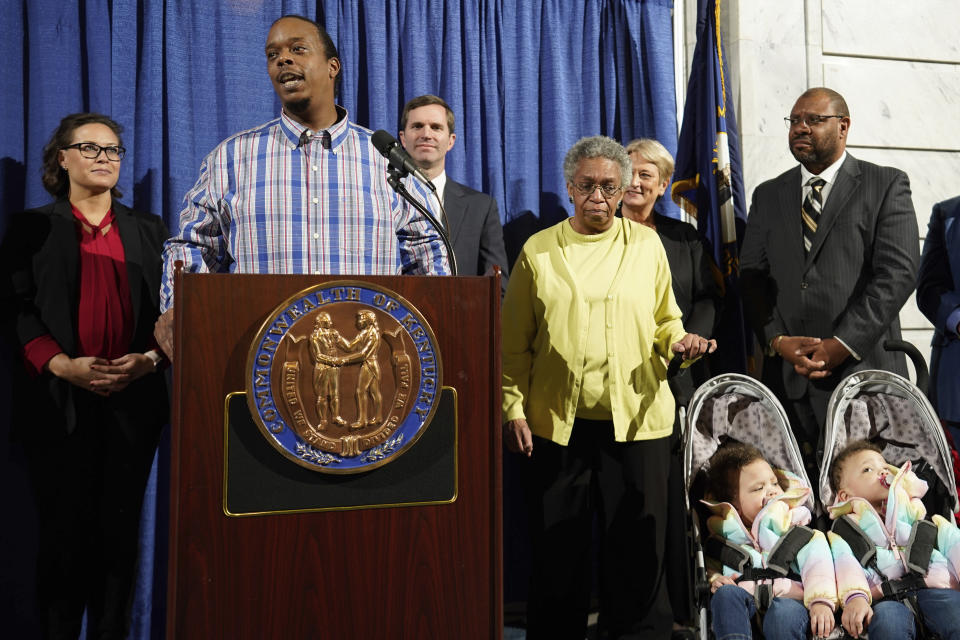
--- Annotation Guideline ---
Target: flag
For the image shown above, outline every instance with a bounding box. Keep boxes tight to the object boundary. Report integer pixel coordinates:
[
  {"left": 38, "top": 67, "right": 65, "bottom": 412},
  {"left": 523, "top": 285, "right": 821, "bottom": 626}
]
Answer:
[{"left": 671, "top": 0, "right": 750, "bottom": 374}]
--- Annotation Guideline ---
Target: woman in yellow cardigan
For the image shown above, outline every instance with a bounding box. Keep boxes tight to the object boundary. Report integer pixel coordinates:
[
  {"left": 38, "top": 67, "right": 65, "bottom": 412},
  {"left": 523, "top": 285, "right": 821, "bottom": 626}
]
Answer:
[{"left": 502, "top": 135, "right": 715, "bottom": 639}]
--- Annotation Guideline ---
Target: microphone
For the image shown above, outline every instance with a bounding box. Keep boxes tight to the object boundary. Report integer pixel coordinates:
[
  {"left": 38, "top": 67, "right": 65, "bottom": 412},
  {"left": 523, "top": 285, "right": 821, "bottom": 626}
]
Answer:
[{"left": 371, "top": 130, "right": 436, "bottom": 192}]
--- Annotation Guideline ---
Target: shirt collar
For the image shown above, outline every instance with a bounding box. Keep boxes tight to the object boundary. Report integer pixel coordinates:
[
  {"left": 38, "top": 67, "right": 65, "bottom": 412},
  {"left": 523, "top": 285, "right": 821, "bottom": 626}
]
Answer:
[
  {"left": 800, "top": 150, "right": 847, "bottom": 186},
  {"left": 431, "top": 170, "right": 447, "bottom": 199},
  {"left": 278, "top": 105, "right": 350, "bottom": 150}
]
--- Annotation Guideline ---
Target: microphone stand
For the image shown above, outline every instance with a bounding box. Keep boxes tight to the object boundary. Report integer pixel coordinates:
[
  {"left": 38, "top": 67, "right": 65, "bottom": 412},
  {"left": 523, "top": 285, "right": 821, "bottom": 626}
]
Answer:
[{"left": 385, "top": 166, "right": 459, "bottom": 276}]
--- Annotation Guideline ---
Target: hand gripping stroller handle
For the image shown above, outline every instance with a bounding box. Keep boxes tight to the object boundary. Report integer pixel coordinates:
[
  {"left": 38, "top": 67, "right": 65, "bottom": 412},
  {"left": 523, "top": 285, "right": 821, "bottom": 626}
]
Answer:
[
  {"left": 667, "top": 354, "right": 685, "bottom": 380},
  {"left": 883, "top": 339, "right": 929, "bottom": 395}
]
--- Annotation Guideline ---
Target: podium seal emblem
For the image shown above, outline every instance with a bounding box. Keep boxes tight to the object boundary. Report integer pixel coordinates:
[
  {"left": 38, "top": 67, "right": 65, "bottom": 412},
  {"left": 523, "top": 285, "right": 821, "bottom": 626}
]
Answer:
[{"left": 245, "top": 281, "right": 443, "bottom": 473}]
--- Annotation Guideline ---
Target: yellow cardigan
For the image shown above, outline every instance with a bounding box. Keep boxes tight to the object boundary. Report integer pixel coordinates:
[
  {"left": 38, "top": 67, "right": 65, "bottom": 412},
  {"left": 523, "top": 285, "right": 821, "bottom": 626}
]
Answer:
[{"left": 501, "top": 218, "right": 688, "bottom": 445}]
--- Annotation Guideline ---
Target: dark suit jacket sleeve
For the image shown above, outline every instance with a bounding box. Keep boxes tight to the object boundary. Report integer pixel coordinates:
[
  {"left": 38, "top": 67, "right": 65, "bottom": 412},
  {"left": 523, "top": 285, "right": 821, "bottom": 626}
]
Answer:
[
  {"left": 687, "top": 229, "right": 719, "bottom": 337},
  {"left": 834, "top": 169, "right": 919, "bottom": 356},
  {"left": 917, "top": 198, "right": 960, "bottom": 334},
  {"left": 478, "top": 195, "right": 509, "bottom": 294},
  {"left": 740, "top": 185, "right": 788, "bottom": 348}
]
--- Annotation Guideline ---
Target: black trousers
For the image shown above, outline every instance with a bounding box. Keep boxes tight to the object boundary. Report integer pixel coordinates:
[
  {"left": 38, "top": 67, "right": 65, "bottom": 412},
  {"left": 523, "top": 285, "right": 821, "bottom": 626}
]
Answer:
[
  {"left": 524, "top": 418, "right": 672, "bottom": 640},
  {"left": 24, "top": 390, "right": 162, "bottom": 640}
]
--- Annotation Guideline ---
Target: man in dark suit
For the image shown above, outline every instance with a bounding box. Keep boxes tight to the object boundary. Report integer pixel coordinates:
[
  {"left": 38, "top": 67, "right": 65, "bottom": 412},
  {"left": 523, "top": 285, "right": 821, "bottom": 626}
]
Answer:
[
  {"left": 741, "top": 87, "right": 919, "bottom": 469},
  {"left": 399, "top": 95, "right": 509, "bottom": 291},
  {"left": 917, "top": 196, "right": 960, "bottom": 442}
]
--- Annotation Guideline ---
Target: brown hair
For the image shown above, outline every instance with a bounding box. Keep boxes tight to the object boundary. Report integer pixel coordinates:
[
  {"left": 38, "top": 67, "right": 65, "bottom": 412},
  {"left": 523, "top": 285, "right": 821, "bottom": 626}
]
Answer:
[
  {"left": 707, "top": 441, "right": 766, "bottom": 504},
  {"left": 399, "top": 94, "right": 455, "bottom": 134},
  {"left": 829, "top": 439, "right": 883, "bottom": 494},
  {"left": 42, "top": 113, "right": 124, "bottom": 199}
]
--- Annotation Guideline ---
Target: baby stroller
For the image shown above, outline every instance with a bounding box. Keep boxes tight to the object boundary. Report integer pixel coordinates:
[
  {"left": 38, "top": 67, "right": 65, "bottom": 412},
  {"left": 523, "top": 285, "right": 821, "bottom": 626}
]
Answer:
[
  {"left": 817, "top": 342, "right": 960, "bottom": 638},
  {"left": 818, "top": 342, "right": 958, "bottom": 519},
  {"left": 682, "top": 373, "right": 817, "bottom": 639}
]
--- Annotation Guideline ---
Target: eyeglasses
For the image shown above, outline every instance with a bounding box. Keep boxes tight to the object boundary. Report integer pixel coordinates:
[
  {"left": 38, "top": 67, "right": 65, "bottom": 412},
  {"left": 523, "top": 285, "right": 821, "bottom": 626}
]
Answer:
[
  {"left": 61, "top": 142, "right": 126, "bottom": 161},
  {"left": 572, "top": 182, "right": 622, "bottom": 197},
  {"left": 784, "top": 114, "right": 844, "bottom": 128}
]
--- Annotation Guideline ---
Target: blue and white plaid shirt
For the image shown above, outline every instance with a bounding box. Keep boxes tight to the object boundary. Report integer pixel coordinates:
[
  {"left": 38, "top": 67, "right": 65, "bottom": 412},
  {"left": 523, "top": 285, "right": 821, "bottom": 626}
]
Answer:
[{"left": 160, "top": 107, "right": 449, "bottom": 310}]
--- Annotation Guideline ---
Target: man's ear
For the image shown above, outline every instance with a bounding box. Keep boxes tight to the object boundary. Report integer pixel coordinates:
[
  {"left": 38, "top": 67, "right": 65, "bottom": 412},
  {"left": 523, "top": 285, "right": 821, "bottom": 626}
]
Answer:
[
  {"left": 327, "top": 56, "right": 341, "bottom": 80},
  {"left": 838, "top": 116, "right": 850, "bottom": 140},
  {"left": 446, "top": 132, "right": 456, "bottom": 153}
]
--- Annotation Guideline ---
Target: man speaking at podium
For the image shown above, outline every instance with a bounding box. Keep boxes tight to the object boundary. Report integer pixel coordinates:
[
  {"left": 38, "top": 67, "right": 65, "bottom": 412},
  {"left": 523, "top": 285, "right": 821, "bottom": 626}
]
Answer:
[{"left": 155, "top": 15, "right": 449, "bottom": 359}]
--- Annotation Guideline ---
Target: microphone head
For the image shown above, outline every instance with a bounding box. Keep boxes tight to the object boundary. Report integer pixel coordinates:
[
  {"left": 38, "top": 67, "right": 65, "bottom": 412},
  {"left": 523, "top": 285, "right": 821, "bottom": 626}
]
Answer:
[{"left": 371, "top": 129, "right": 398, "bottom": 157}]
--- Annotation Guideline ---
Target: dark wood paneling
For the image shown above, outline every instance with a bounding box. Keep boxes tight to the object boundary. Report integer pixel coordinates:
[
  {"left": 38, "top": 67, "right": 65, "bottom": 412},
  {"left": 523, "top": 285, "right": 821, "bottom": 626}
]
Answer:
[{"left": 166, "top": 273, "right": 502, "bottom": 639}]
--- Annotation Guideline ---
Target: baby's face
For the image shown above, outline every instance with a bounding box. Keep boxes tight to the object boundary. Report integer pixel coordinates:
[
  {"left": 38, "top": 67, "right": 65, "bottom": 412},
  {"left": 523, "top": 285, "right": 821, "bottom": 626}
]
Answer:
[
  {"left": 733, "top": 458, "right": 784, "bottom": 527},
  {"left": 837, "top": 449, "right": 891, "bottom": 509}
]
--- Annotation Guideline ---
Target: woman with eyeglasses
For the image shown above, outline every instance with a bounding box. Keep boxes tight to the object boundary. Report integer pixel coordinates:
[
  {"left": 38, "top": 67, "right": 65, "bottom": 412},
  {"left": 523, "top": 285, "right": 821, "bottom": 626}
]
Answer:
[
  {"left": 501, "top": 135, "right": 716, "bottom": 639},
  {"left": 0, "top": 113, "right": 168, "bottom": 639}
]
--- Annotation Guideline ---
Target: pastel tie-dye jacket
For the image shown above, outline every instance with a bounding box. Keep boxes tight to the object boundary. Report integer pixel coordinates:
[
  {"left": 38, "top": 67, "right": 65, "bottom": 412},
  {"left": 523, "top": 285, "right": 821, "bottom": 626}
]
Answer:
[
  {"left": 829, "top": 460, "right": 960, "bottom": 603},
  {"left": 703, "top": 469, "right": 838, "bottom": 609}
]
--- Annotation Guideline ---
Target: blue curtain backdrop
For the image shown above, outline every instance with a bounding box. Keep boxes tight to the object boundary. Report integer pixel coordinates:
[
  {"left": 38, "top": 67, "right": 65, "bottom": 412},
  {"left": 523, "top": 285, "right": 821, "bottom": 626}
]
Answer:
[{"left": 0, "top": 0, "right": 677, "bottom": 636}]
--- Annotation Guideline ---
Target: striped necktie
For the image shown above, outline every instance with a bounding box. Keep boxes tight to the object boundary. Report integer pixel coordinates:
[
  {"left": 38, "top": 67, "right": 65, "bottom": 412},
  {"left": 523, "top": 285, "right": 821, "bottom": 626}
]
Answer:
[{"left": 801, "top": 177, "right": 826, "bottom": 253}]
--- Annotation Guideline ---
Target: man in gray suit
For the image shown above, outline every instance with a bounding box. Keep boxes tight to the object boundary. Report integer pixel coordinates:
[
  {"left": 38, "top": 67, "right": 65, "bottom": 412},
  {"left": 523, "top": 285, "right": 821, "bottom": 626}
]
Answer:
[
  {"left": 399, "top": 95, "right": 509, "bottom": 291},
  {"left": 741, "top": 87, "right": 919, "bottom": 467}
]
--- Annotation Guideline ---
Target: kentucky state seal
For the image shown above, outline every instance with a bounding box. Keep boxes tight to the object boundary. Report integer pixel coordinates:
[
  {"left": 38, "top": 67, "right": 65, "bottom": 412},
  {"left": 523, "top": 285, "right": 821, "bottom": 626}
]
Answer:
[{"left": 244, "top": 281, "right": 443, "bottom": 473}]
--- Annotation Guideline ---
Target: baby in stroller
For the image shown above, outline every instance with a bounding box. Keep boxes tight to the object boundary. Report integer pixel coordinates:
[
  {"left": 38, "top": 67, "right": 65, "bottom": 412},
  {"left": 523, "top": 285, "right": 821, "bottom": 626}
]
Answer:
[
  {"left": 828, "top": 439, "right": 960, "bottom": 639},
  {"left": 704, "top": 441, "right": 837, "bottom": 639}
]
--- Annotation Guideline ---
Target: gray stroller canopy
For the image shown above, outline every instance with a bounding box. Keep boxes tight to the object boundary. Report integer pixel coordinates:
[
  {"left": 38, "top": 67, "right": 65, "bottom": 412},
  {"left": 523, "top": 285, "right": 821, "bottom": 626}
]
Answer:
[
  {"left": 686, "top": 374, "right": 813, "bottom": 512},
  {"left": 819, "top": 370, "right": 957, "bottom": 512}
]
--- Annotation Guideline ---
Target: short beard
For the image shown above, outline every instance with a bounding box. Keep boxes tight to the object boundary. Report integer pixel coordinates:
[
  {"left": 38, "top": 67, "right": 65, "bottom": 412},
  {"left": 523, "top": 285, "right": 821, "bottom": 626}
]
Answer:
[
  {"left": 284, "top": 97, "right": 311, "bottom": 115},
  {"left": 790, "top": 147, "right": 816, "bottom": 165}
]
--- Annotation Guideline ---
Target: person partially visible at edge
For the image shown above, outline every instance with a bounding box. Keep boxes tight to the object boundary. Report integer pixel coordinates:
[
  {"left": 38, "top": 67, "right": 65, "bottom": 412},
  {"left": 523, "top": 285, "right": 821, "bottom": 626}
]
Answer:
[
  {"left": 500, "top": 135, "right": 716, "bottom": 639},
  {"left": 740, "top": 87, "right": 919, "bottom": 488},
  {"left": 620, "top": 137, "right": 721, "bottom": 633},
  {"left": 154, "top": 15, "right": 449, "bottom": 359},
  {"left": 0, "top": 112, "right": 169, "bottom": 639},
  {"left": 398, "top": 94, "right": 509, "bottom": 294},
  {"left": 917, "top": 196, "right": 960, "bottom": 446}
]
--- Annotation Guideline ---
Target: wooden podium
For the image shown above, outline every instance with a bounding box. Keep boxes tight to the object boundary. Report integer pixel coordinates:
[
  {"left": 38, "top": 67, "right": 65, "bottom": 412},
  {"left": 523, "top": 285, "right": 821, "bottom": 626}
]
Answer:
[{"left": 165, "top": 271, "right": 502, "bottom": 639}]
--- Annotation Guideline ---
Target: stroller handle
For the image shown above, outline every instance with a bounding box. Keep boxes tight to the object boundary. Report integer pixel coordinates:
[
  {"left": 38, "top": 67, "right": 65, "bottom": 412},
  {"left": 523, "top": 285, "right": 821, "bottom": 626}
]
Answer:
[
  {"left": 883, "top": 339, "right": 929, "bottom": 395},
  {"left": 667, "top": 353, "right": 685, "bottom": 380}
]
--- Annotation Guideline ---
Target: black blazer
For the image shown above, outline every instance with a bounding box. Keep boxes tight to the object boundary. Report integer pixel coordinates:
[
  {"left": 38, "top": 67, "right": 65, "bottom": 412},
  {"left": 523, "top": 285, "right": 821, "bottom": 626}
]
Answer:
[
  {"left": 444, "top": 179, "right": 509, "bottom": 294},
  {"left": 741, "top": 154, "right": 919, "bottom": 400},
  {"left": 1, "top": 198, "right": 170, "bottom": 440},
  {"left": 654, "top": 213, "right": 721, "bottom": 405}
]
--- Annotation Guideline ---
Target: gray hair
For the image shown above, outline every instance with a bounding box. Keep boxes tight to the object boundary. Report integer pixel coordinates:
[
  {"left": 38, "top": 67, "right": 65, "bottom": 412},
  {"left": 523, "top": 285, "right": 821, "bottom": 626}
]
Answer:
[{"left": 563, "top": 136, "right": 632, "bottom": 188}]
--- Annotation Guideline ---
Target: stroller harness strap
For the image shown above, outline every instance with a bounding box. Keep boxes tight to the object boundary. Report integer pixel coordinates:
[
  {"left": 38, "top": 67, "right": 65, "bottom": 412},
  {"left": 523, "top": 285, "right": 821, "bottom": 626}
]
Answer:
[
  {"left": 904, "top": 519, "right": 938, "bottom": 575},
  {"left": 832, "top": 516, "right": 878, "bottom": 568},
  {"left": 766, "top": 525, "right": 815, "bottom": 575},
  {"left": 706, "top": 526, "right": 813, "bottom": 611},
  {"left": 832, "top": 515, "right": 939, "bottom": 600}
]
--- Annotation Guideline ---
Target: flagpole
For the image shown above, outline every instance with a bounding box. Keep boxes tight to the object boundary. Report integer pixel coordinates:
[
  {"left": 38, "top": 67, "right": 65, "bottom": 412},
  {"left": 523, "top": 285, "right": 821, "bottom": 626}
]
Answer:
[{"left": 673, "top": 0, "right": 694, "bottom": 225}]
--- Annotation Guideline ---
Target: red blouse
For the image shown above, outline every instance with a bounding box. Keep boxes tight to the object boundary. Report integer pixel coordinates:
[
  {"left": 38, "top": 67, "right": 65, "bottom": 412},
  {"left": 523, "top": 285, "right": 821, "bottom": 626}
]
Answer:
[{"left": 22, "top": 206, "right": 134, "bottom": 374}]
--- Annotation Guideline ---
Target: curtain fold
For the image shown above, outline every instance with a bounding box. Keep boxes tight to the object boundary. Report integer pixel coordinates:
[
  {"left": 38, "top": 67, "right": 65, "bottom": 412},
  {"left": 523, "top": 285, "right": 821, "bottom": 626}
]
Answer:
[{"left": 0, "top": 1, "right": 677, "bottom": 636}]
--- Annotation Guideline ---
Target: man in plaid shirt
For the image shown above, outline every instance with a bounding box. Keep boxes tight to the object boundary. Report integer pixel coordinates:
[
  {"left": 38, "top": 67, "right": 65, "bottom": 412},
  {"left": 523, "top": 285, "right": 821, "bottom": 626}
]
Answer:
[{"left": 155, "top": 15, "right": 449, "bottom": 359}]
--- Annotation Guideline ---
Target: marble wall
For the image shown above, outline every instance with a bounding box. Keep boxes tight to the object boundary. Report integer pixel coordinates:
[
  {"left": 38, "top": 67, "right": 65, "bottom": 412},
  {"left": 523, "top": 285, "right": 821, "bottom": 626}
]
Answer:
[{"left": 709, "top": 0, "right": 960, "bottom": 377}]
